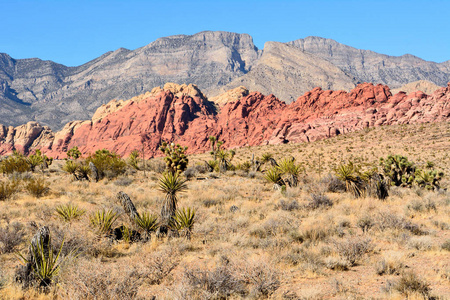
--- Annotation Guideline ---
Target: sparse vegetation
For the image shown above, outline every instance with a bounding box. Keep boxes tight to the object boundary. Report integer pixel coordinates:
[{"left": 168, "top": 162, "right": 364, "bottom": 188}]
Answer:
[{"left": 0, "top": 122, "right": 449, "bottom": 298}]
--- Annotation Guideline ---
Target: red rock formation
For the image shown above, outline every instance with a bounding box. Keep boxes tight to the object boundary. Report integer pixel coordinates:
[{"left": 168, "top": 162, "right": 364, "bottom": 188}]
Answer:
[{"left": 0, "top": 82, "right": 449, "bottom": 158}]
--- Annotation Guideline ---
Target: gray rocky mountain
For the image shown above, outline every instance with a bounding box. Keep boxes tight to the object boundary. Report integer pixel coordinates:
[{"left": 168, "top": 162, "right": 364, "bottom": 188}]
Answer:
[
  {"left": 288, "top": 36, "right": 450, "bottom": 88},
  {"left": 1, "top": 32, "right": 449, "bottom": 130}
]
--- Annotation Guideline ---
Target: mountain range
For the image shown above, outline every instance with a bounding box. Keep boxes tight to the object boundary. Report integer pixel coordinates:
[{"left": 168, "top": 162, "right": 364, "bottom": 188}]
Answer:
[{"left": 1, "top": 31, "right": 449, "bottom": 131}]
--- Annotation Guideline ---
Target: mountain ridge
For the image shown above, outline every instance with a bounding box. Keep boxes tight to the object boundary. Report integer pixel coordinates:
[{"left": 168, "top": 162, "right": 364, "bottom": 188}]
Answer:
[{"left": 1, "top": 31, "right": 450, "bottom": 130}]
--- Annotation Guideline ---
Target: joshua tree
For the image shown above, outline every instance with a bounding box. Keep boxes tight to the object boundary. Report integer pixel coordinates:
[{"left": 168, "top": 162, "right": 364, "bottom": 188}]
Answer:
[
  {"left": 67, "top": 146, "right": 81, "bottom": 160},
  {"left": 159, "top": 142, "right": 189, "bottom": 175},
  {"left": 380, "top": 155, "right": 415, "bottom": 187},
  {"left": 209, "top": 136, "right": 217, "bottom": 160}
]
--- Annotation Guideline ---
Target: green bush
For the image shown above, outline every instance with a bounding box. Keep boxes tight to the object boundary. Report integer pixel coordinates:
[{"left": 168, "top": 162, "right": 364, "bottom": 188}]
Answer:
[
  {"left": 128, "top": 150, "right": 140, "bottom": 170},
  {"left": 414, "top": 169, "right": 444, "bottom": 190},
  {"left": 0, "top": 179, "right": 20, "bottom": 201},
  {"left": 86, "top": 149, "right": 126, "bottom": 180},
  {"left": 0, "top": 151, "right": 29, "bottom": 174}
]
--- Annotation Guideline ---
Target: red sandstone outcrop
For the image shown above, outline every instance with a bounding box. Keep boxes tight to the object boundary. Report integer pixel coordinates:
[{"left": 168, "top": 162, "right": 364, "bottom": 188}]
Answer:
[{"left": 0, "top": 82, "right": 449, "bottom": 158}]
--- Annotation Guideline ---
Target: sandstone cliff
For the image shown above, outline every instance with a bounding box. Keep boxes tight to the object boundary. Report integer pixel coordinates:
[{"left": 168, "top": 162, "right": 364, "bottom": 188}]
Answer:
[{"left": 1, "top": 83, "right": 448, "bottom": 158}]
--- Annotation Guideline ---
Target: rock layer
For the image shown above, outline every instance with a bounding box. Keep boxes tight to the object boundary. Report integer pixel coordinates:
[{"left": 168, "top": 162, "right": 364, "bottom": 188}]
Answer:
[{"left": 0, "top": 83, "right": 449, "bottom": 158}]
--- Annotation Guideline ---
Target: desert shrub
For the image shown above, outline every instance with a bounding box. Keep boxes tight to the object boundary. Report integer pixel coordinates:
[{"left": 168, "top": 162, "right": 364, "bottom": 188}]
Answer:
[
  {"left": 0, "top": 151, "right": 29, "bottom": 174},
  {"left": 235, "top": 161, "right": 251, "bottom": 172},
  {"left": 296, "top": 223, "right": 335, "bottom": 244},
  {"left": 325, "top": 256, "right": 349, "bottom": 271},
  {"left": 55, "top": 203, "right": 86, "bottom": 222},
  {"left": 145, "top": 248, "right": 180, "bottom": 284},
  {"left": 24, "top": 177, "right": 50, "bottom": 198},
  {"left": 277, "top": 199, "right": 300, "bottom": 211},
  {"left": 320, "top": 174, "right": 346, "bottom": 193},
  {"left": 59, "top": 258, "right": 148, "bottom": 299},
  {"left": 394, "top": 271, "right": 430, "bottom": 298},
  {"left": 0, "top": 222, "right": 26, "bottom": 254},
  {"left": 375, "top": 253, "right": 405, "bottom": 275},
  {"left": 333, "top": 237, "right": 373, "bottom": 266},
  {"left": 113, "top": 176, "right": 133, "bottom": 186},
  {"left": 441, "top": 239, "right": 450, "bottom": 251},
  {"left": 407, "top": 236, "right": 434, "bottom": 251},
  {"left": 356, "top": 215, "right": 375, "bottom": 233},
  {"left": 183, "top": 167, "right": 198, "bottom": 180},
  {"left": 380, "top": 154, "right": 415, "bottom": 187},
  {"left": 0, "top": 179, "right": 20, "bottom": 201},
  {"left": 183, "top": 265, "right": 247, "bottom": 299},
  {"left": 365, "top": 173, "right": 389, "bottom": 200},
  {"left": 375, "top": 211, "right": 425, "bottom": 235},
  {"left": 238, "top": 259, "right": 280, "bottom": 298},
  {"left": 307, "top": 193, "right": 333, "bottom": 210},
  {"left": 86, "top": 149, "right": 126, "bottom": 180},
  {"left": 147, "top": 158, "right": 166, "bottom": 173},
  {"left": 264, "top": 167, "right": 285, "bottom": 190}
]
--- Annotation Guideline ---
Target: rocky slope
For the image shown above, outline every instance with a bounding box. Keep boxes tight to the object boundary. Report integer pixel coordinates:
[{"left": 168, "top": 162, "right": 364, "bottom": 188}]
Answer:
[
  {"left": 2, "top": 32, "right": 450, "bottom": 130},
  {"left": 391, "top": 80, "right": 443, "bottom": 95},
  {"left": 1, "top": 82, "right": 448, "bottom": 158},
  {"left": 289, "top": 36, "right": 450, "bottom": 88},
  {"left": 212, "top": 42, "right": 356, "bottom": 103}
]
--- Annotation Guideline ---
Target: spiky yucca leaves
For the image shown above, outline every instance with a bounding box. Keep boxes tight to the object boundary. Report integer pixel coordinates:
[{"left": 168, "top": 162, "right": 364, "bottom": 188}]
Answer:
[
  {"left": 216, "top": 148, "right": 235, "bottom": 172},
  {"left": 264, "top": 167, "right": 285, "bottom": 190},
  {"left": 62, "top": 160, "right": 80, "bottom": 180},
  {"left": 159, "top": 142, "right": 189, "bottom": 175},
  {"left": 77, "top": 163, "right": 91, "bottom": 181},
  {"left": 158, "top": 172, "right": 187, "bottom": 229},
  {"left": 135, "top": 212, "right": 159, "bottom": 234},
  {"left": 334, "top": 162, "right": 365, "bottom": 198},
  {"left": 90, "top": 209, "right": 118, "bottom": 235},
  {"left": 209, "top": 136, "right": 217, "bottom": 160},
  {"left": 380, "top": 155, "right": 415, "bottom": 187},
  {"left": 17, "top": 234, "right": 66, "bottom": 288},
  {"left": 414, "top": 169, "right": 444, "bottom": 190},
  {"left": 206, "top": 160, "right": 219, "bottom": 172},
  {"left": 55, "top": 203, "right": 86, "bottom": 222},
  {"left": 366, "top": 173, "right": 389, "bottom": 200},
  {"left": 277, "top": 158, "right": 302, "bottom": 187},
  {"left": 26, "top": 153, "right": 43, "bottom": 172},
  {"left": 171, "top": 207, "right": 196, "bottom": 239},
  {"left": 128, "top": 150, "right": 140, "bottom": 170},
  {"left": 261, "top": 153, "right": 273, "bottom": 164},
  {"left": 0, "top": 179, "right": 20, "bottom": 201}
]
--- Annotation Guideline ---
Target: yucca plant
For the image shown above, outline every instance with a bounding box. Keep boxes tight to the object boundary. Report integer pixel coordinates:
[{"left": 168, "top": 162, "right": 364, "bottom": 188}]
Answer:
[
  {"left": 334, "top": 161, "right": 365, "bottom": 198},
  {"left": 158, "top": 172, "right": 187, "bottom": 230},
  {"left": 26, "top": 154, "right": 44, "bottom": 172},
  {"left": 62, "top": 160, "right": 79, "bottom": 180},
  {"left": 264, "top": 167, "right": 285, "bottom": 190},
  {"left": 55, "top": 203, "right": 85, "bottom": 222},
  {"left": 171, "top": 207, "right": 196, "bottom": 239},
  {"left": 17, "top": 234, "right": 66, "bottom": 288},
  {"left": 90, "top": 209, "right": 118, "bottom": 235},
  {"left": 261, "top": 153, "right": 273, "bottom": 164},
  {"left": 135, "top": 212, "right": 159, "bottom": 234},
  {"left": 277, "top": 158, "right": 302, "bottom": 187},
  {"left": 414, "top": 169, "right": 444, "bottom": 190},
  {"left": 128, "top": 150, "right": 140, "bottom": 170},
  {"left": 77, "top": 163, "right": 91, "bottom": 181}
]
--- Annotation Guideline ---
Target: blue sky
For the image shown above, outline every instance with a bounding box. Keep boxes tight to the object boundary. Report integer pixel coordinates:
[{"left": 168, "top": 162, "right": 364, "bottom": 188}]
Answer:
[{"left": 1, "top": 0, "right": 449, "bottom": 66}]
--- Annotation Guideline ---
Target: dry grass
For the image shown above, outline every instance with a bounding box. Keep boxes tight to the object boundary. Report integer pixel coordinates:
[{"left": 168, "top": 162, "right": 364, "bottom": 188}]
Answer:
[{"left": 0, "top": 122, "right": 449, "bottom": 299}]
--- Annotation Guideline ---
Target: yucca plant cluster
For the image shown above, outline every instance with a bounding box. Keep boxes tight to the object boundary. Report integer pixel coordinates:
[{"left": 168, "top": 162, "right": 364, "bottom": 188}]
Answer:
[
  {"left": 380, "top": 155, "right": 444, "bottom": 190},
  {"left": 207, "top": 136, "right": 235, "bottom": 172},
  {"left": 264, "top": 156, "right": 303, "bottom": 189}
]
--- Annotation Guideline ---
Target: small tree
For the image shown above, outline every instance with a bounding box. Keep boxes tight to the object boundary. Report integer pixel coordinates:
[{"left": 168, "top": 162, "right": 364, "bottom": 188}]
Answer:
[
  {"left": 159, "top": 142, "right": 189, "bottom": 175},
  {"left": 67, "top": 146, "right": 82, "bottom": 160},
  {"left": 380, "top": 155, "right": 415, "bottom": 187},
  {"left": 128, "top": 150, "right": 140, "bottom": 170}
]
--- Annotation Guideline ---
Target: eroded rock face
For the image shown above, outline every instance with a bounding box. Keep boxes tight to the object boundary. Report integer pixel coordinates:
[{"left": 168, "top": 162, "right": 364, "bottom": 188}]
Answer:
[{"left": 0, "top": 83, "right": 449, "bottom": 158}]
